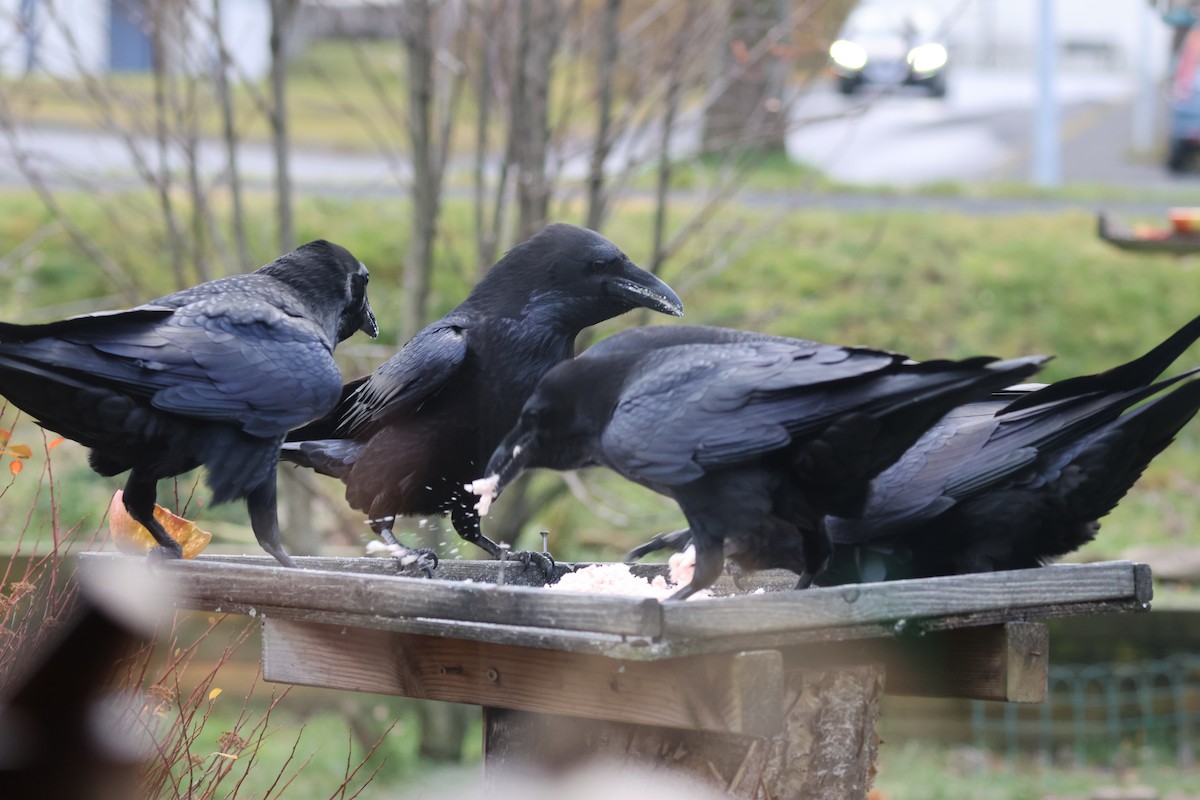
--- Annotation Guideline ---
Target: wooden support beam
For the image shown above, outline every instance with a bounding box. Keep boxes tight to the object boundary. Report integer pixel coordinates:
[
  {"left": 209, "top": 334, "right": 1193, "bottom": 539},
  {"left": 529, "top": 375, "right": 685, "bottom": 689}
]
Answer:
[
  {"left": 262, "top": 618, "right": 785, "bottom": 736},
  {"left": 784, "top": 622, "right": 1049, "bottom": 703},
  {"left": 483, "top": 663, "right": 885, "bottom": 800}
]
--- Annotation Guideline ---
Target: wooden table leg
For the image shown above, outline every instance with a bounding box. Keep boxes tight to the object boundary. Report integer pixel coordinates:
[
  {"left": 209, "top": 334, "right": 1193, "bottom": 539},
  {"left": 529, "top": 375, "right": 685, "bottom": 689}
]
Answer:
[{"left": 483, "top": 663, "right": 885, "bottom": 800}]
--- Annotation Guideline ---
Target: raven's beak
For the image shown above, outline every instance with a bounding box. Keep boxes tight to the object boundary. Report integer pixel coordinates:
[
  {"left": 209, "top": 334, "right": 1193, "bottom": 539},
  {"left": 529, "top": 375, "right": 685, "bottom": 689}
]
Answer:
[
  {"left": 485, "top": 428, "right": 534, "bottom": 500},
  {"left": 467, "top": 425, "right": 541, "bottom": 518},
  {"left": 606, "top": 261, "right": 684, "bottom": 317},
  {"left": 360, "top": 299, "right": 379, "bottom": 338}
]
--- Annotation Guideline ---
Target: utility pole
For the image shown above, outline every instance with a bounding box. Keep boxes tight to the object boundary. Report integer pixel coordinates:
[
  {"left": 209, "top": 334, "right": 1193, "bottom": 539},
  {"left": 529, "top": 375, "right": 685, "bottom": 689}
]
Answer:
[
  {"left": 1032, "top": 0, "right": 1061, "bottom": 187},
  {"left": 1132, "top": 0, "right": 1163, "bottom": 155}
]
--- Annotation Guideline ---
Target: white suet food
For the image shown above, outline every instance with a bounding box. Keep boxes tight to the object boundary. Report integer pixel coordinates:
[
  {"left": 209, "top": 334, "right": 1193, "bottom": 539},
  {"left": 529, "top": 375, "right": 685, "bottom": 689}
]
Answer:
[{"left": 465, "top": 474, "right": 500, "bottom": 516}]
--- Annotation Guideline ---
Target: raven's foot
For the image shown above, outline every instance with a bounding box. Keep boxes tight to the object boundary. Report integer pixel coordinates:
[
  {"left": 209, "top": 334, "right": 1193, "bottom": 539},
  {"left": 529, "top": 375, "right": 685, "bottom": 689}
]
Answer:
[
  {"left": 366, "top": 540, "right": 439, "bottom": 578},
  {"left": 406, "top": 548, "right": 439, "bottom": 578},
  {"left": 502, "top": 550, "right": 556, "bottom": 581},
  {"left": 626, "top": 528, "right": 693, "bottom": 561},
  {"left": 726, "top": 562, "right": 750, "bottom": 592},
  {"left": 793, "top": 570, "right": 816, "bottom": 590},
  {"left": 147, "top": 544, "right": 183, "bottom": 561}
]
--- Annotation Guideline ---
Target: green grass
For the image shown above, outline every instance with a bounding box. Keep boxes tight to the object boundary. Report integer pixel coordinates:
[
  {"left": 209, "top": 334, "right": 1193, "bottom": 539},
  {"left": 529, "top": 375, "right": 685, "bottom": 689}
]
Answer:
[
  {"left": 0, "top": 42, "right": 413, "bottom": 153},
  {"left": 873, "top": 740, "right": 1200, "bottom": 800}
]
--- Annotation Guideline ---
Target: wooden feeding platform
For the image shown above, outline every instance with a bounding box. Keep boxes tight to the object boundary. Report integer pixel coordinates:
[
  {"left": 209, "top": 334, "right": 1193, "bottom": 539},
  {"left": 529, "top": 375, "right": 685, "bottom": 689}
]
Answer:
[
  {"left": 1097, "top": 212, "right": 1200, "bottom": 255},
  {"left": 78, "top": 553, "right": 1152, "bottom": 799}
]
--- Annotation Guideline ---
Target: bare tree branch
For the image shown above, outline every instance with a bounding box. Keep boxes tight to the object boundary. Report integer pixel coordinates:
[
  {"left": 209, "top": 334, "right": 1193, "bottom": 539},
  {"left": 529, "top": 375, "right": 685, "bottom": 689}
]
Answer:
[
  {"left": 584, "top": 0, "right": 622, "bottom": 232},
  {"left": 269, "top": 0, "right": 299, "bottom": 252}
]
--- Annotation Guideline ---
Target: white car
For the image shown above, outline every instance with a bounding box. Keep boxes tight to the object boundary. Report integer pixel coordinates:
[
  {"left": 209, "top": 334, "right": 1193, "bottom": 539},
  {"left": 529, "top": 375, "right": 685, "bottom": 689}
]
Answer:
[{"left": 829, "top": 7, "right": 949, "bottom": 98}]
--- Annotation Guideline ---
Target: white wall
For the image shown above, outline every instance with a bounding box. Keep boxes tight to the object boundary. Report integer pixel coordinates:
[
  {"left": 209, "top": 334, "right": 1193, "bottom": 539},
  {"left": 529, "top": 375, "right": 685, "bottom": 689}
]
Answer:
[
  {"left": 182, "top": 0, "right": 272, "bottom": 81},
  {"left": 0, "top": 0, "right": 107, "bottom": 77}
]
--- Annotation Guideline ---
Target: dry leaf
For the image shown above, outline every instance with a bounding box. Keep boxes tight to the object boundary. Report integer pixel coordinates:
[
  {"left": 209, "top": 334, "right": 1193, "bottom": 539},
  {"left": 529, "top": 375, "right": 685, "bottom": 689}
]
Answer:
[
  {"left": 47, "top": 437, "right": 64, "bottom": 450},
  {"left": 1, "top": 444, "right": 31, "bottom": 459},
  {"left": 208, "top": 688, "right": 222, "bottom": 701},
  {"left": 0, "top": 429, "right": 9, "bottom": 445},
  {"left": 9, "top": 461, "right": 21, "bottom": 476},
  {"left": 108, "top": 490, "right": 212, "bottom": 559}
]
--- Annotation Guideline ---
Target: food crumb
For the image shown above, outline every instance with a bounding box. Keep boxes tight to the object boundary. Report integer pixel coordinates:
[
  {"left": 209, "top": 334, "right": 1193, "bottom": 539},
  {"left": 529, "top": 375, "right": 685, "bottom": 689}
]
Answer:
[
  {"left": 364, "top": 540, "right": 420, "bottom": 565},
  {"left": 548, "top": 563, "right": 711, "bottom": 601}
]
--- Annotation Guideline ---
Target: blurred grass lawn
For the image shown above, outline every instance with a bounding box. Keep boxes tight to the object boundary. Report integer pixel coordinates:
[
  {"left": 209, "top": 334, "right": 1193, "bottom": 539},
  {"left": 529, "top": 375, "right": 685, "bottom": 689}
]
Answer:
[
  {"left": 873, "top": 739, "right": 1200, "bottom": 800},
  {"left": 172, "top": 703, "right": 1200, "bottom": 800}
]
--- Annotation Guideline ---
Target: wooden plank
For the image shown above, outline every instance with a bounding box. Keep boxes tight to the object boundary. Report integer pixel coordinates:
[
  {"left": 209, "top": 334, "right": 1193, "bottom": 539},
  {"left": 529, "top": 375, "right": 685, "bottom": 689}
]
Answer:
[
  {"left": 169, "top": 554, "right": 798, "bottom": 593},
  {"left": 782, "top": 622, "right": 1048, "bottom": 703},
  {"left": 661, "top": 562, "right": 1145, "bottom": 641},
  {"left": 183, "top": 603, "right": 660, "bottom": 659},
  {"left": 261, "top": 618, "right": 785, "bottom": 736},
  {"left": 76, "top": 555, "right": 1150, "bottom": 659},
  {"left": 189, "top": 554, "right": 576, "bottom": 587},
  {"left": 78, "top": 553, "right": 662, "bottom": 639},
  {"left": 653, "top": 593, "right": 1149, "bottom": 660}
]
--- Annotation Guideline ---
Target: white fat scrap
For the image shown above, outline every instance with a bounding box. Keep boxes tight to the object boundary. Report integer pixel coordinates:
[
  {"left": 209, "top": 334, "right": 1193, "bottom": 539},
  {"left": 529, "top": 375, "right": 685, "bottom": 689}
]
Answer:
[
  {"left": 364, "top": 539, "right": 420, "bottom": 566},
  {"left": 465, "top": 474, "right": 500, "bottom": 516},
  {"left": 548, "top": 562, "right": 711, "bottom": 601},
  {"left": 668, "top": 545, "right": 696, "bottom": 586}
]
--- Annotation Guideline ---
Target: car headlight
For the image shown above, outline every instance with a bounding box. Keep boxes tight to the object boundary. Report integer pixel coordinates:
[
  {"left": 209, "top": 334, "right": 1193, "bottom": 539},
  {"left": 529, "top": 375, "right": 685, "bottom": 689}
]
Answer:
[
  {"left": 830, "top": 39, "right": 868, "bottom": 71},
  {"left": 907, "top": 43, "right": 948, "bottom": 74}
]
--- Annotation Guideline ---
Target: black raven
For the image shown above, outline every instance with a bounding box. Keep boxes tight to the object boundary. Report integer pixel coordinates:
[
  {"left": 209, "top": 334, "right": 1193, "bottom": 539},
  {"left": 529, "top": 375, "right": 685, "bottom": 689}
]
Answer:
[
  {"left": 0, "top": 240, "right": 378, "bottom": 567},
  {"left": 281, "top": 224, "right": 683, "bottom": 571},
  {"left": 820, "top": 316, "right": 1200, "bottom": 584},
  {"left": 478, "top": 325, "right": 1046, "bottom": 598}
]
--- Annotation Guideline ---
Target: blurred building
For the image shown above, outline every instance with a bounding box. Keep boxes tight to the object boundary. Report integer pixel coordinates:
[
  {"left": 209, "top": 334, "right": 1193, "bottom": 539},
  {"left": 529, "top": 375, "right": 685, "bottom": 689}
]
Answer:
[{"left": 0, "top": 0, "right": 273, "bottom": 80}]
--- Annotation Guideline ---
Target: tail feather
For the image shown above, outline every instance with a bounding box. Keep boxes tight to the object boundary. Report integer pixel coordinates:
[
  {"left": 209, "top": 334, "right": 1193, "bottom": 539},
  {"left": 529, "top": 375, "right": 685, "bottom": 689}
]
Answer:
[
  {"left": 1071, "top": 378, "right": 1200, "bottom": 518},
  {"left": 1006, "top": 315, "right": 1200, "bottom": 412},
  {"left": 278, "top": 438, "right": 363, "bottom": 479}
]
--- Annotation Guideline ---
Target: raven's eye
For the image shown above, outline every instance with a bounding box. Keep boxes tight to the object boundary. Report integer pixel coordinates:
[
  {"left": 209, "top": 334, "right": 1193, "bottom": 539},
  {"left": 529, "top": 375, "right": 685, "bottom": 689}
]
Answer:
[{"left": 588, "top": 259, "right": 607, "bottom": 274}]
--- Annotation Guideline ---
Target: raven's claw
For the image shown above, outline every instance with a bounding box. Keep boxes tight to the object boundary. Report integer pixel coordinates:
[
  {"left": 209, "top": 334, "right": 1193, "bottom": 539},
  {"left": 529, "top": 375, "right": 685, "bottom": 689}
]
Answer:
[
  {"left": 380, "top": 542, "right": 439, "bottom": 577},
  {"left": 147, "top": 544, "right": 183, "bottom": 561},
  {"left": 507, "top": 550, "right": 556, "bottom": 581},
  {"left": 398, "top": 548, "right": 438, "bottom": 578}
]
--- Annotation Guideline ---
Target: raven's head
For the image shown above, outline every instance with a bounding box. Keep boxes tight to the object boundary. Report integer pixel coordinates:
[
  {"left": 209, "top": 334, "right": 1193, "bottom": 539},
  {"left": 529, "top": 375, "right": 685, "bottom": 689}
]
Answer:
[
  {"left": 470, "top": 224, "right": 683, "bottom": 330},
  {"left": 261, "top": 240, "right": 379, "bottom": 344},
  {"left": 475, "top": 356, "right": 620, "bottom": 514}
]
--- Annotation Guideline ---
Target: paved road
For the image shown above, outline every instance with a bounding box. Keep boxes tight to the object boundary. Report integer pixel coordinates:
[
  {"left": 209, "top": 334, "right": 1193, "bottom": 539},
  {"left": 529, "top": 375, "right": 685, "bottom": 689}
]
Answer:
[
  {"left": 0, "top": 68, "right": 1192, "bottom": 204},
  {"left": 786, "top": 68, "right": 1181, "bottom": 188}
]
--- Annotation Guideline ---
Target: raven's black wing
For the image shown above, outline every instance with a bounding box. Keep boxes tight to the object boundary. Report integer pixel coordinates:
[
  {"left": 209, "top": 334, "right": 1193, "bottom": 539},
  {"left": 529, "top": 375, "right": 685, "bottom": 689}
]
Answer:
[
  {"left": 335, "top": 321, "right": 468, "bottom": 437},
  {"left": 599, "top": 341, "right": 900, "bottom": 485},
  {"left": 0, "top": 297, "right": 343, "bottom": 438},
  {"left": 830, "top": 367, "right": 1200, "bottom": 545}
]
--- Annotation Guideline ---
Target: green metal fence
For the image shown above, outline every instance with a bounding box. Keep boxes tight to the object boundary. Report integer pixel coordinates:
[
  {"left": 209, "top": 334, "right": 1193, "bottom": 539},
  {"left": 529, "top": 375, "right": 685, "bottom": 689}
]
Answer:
[{"left": 971, "top": 654, "right": 1200, "bottom": 766}]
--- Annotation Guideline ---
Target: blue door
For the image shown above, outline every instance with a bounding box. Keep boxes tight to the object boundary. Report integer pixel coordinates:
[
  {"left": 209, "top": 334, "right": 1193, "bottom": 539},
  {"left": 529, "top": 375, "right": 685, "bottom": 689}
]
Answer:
[
  {"left": 109, "top": 0, "right": 153, "bottom": 72},
  {"left": 19, "top": 0, "right": 38, "bottom": 73}
]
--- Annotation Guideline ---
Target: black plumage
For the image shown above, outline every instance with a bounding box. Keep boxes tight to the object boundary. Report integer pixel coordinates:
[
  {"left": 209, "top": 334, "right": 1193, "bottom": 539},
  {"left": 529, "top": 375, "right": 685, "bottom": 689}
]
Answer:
[
  {"left": 0, "top": 240, "right": 378, "bottom": 566},
  {"left": 280, "top": 224, "right": 683, "bottom": 569},
  {"left": 481, "top": 324, "right": 1045, "bottom": 598},
  {"left": 820, "top": 316, "right": 1200, "bottom": 584}
]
